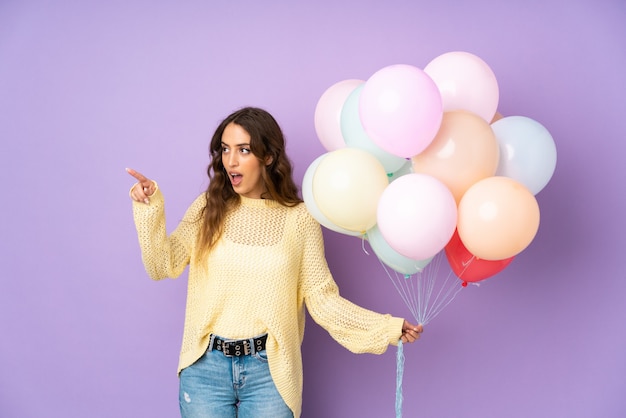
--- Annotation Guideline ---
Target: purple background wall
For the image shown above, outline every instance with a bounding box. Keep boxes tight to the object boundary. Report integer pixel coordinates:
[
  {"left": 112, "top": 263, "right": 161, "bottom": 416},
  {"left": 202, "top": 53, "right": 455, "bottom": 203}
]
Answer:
[{"left": 1, "top": 1, "right": 624, "bottom": 417}]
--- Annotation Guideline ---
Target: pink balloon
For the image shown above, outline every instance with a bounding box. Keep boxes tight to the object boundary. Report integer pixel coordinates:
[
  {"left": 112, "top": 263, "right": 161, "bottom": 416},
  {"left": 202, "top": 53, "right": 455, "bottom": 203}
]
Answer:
[
  {"left": 377, "top": 173, "right": 457, "bottom": 260},
  {"left": 314, "top": 79, "right": 364, "bottom": 151},
  {"left": 359, "top": 64, "right": 443, "bottom": 158},
  {"left": 424, "top": 51, "right": 499, "bottom": 123}
]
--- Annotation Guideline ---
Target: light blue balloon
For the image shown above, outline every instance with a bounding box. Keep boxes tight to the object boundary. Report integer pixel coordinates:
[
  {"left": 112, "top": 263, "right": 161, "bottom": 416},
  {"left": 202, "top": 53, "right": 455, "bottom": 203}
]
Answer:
[
  {"left": 340, "top": 85, "right": 407, "bottom": 174},
  {"left": 492, "top": 116, "right": 557, "bottom": 195},
  {"left": 366, "top": 224, "right": 433, "bottom": 276}
]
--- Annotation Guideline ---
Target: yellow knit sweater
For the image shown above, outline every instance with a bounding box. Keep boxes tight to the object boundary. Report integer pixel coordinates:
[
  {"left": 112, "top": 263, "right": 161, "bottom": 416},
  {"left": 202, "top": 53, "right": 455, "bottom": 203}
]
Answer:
[{"left": 132, "top": 186, "right": 404, "bottom": 417}]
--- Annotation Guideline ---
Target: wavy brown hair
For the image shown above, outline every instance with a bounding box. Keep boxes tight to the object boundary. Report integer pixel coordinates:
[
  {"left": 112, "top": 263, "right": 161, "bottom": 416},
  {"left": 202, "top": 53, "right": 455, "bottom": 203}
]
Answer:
[{"left": 195, "top": 107, "right": 302, "bottom": 262}]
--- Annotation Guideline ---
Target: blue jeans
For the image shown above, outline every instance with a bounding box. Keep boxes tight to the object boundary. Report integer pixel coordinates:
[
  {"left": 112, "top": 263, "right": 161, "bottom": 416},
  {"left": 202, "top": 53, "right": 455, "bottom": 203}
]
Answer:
[{"left": 179, "top": 338, "right": 293, "bottom": 418}]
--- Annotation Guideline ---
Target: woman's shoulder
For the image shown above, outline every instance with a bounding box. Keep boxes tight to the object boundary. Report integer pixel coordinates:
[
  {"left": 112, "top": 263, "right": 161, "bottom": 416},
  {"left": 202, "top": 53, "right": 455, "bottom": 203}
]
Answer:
[
  {"left": 187, "top": 192, "right": 208, "bottom": 210},
  {"left": 288, "top": 201, "right": 309, "bottom": 215},
  {"left": 289, "top": 201, "right": 321, "bottom": 227},
  {"left": 179, "top": 192, "right": 207, "bottom": 220}
]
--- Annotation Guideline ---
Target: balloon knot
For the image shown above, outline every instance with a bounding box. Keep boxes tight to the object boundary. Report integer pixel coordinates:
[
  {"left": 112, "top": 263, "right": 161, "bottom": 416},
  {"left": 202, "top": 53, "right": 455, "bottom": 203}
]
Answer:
[
  {"left": 462, "top": 281, "right": 468, "bottom": 287},
  {"left": 387, "top": 172, "right": 393, "bottom": 178}
]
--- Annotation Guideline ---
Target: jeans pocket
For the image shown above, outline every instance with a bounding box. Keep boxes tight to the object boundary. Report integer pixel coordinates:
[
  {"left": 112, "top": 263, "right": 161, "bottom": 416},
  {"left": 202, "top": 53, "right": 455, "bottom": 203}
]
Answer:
[{"left": 253, "top": 349, "right": 269, "bottom": 363}]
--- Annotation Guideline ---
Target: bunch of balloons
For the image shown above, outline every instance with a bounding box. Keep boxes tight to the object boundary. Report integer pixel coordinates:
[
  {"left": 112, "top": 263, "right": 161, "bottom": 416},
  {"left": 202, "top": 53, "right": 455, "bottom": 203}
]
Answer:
[{"left": 304, "top": 51, "right": 557, "bottom": 285}]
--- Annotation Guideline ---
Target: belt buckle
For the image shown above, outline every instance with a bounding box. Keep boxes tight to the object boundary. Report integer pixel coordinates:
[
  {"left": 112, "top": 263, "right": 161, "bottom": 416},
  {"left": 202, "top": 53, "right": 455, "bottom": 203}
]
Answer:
[
  {"left": 223, "top": 340, "right": 250, "bottom": 357},
  {"left": 214, "top": 336, "right": 256, "bottom": 357},
  {"left": 223, "top": 341, "right": 235, "bottom": 357}
]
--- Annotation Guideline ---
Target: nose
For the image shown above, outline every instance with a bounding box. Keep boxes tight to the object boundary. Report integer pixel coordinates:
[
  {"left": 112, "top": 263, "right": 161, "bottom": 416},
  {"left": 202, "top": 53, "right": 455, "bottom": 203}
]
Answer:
[{"left": 225, "top": 151, "right": 238, "bottom": 167}]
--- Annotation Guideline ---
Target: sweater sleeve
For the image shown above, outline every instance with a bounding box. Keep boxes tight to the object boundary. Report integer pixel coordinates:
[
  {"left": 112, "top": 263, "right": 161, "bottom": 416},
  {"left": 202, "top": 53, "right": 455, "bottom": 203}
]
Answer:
[
  {"left": 132, "top": 186, "right": 205, "bottom": 280},
  {"left": 299, "top": 210, "right": 404, "bottom": 353}
]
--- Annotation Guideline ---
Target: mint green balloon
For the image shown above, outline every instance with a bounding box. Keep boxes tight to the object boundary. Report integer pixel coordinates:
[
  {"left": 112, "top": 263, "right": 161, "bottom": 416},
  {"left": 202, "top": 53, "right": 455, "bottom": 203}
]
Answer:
[{"left": 366, "top": 225, "right": 433, "bottom": 275}]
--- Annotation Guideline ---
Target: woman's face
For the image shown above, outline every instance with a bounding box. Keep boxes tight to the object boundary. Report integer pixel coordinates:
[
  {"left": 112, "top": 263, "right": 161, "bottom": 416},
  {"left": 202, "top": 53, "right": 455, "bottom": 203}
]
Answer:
[{"left": 221, "top": 122, "right": 268, "bottom": 199}]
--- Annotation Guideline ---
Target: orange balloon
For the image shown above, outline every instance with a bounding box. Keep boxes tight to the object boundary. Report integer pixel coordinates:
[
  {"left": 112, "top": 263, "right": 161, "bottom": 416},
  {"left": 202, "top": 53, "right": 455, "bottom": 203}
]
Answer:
[
  {"left": 411, "top": 111, "right": 499, "bottom": 204},
  {"left": 457, "top": 176, "right": 540, "bottom": 260}
]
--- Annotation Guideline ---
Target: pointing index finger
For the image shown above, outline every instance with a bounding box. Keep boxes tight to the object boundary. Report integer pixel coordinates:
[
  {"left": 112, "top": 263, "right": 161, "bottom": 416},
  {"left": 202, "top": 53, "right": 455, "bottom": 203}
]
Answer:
[{"left": 126, "top": 167, "right": 149, "bottom": 184}]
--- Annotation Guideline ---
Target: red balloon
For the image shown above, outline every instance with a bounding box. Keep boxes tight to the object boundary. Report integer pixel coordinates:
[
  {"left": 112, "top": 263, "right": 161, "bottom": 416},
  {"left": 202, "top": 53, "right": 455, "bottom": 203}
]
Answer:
[{"left": 445, "top": 229, "right": 514, "bottom": 282}]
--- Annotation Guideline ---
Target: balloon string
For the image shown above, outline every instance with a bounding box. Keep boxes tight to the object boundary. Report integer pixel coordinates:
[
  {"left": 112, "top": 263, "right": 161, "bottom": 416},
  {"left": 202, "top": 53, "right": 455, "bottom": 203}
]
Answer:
[
  {"left": 361, "top": 233, "right": 370, "bottom": 256},
  {"left": 375, "top": 251, "right": 469, "bottom": 417},
  {"left": 381, "top": 259, "right": 419, "bottom": 321},
  {"left": 395, "top": 339, "right": 404, "bottom": 418},
  {"left": 421, "top": 271, "right": 463, "bottom": 324},
  {"left": 421, "top": 252, "right": 447, "bottom": 323},
  {"left": 459, "top": 255, "right": 476, "bottom": 278},
  {"left": 379, "top": 251, "right": 465, "bottom": 326},
  {"left": 420, "top": 255, "right": 451, "bottom": 323}
]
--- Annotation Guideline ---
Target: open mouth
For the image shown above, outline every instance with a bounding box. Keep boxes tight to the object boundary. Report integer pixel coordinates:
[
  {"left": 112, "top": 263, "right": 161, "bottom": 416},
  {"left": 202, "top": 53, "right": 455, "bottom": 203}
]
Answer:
[{"left": 230, "top": 173, "right": 243, "bottom": 186}]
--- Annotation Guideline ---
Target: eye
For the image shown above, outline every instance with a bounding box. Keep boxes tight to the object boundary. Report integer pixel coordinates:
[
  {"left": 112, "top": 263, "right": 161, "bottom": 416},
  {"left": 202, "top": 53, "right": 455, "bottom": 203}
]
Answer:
[
  {"left": 221, "top": 146, "right": 229, "bottom": 154},
  {"left": 240, "top": 147, "right": 251, "bottom": 154}
]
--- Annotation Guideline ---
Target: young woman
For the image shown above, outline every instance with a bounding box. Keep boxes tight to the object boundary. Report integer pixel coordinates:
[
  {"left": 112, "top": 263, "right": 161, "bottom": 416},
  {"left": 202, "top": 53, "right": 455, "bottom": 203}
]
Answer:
[{"left": 127, "top": 107, "right": 423, "bottom": 418}]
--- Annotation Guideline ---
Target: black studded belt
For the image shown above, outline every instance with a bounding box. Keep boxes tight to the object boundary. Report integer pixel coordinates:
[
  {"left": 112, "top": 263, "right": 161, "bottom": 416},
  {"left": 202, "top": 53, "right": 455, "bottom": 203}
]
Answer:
[{"left": 210, "top": 334, "right": 268, "bottom": 357}]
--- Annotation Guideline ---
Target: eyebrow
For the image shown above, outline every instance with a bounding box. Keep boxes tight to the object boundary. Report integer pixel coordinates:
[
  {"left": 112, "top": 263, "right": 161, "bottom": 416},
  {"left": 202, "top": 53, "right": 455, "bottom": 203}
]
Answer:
[{"left": 221, "top": 141, "right": 251, "bottom": 147}]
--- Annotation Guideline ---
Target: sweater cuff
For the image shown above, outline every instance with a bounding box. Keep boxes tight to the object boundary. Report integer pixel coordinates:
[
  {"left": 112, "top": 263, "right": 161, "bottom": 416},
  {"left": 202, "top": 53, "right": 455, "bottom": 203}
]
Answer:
[{"left": 387, "top": 316, "right": 406, "bottom": 346}]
